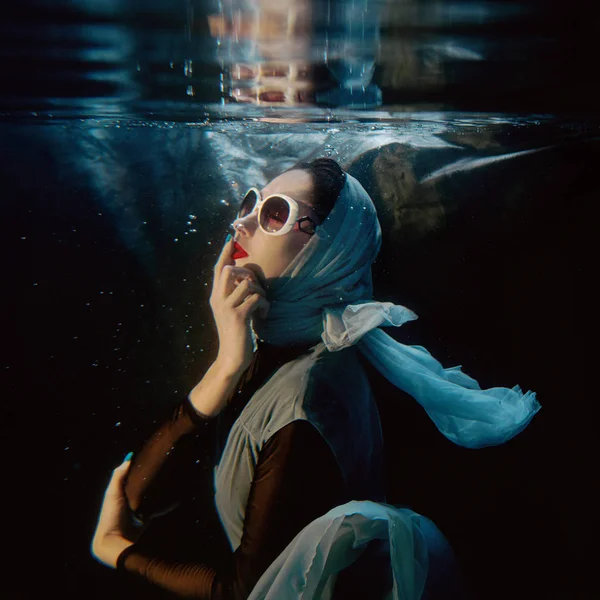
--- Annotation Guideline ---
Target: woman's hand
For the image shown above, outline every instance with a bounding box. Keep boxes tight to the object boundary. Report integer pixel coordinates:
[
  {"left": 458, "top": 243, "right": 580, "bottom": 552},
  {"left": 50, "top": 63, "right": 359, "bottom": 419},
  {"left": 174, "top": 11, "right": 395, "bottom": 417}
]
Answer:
[
  {"left": 210, "top": 237, "right": 270, "bottom": 375},
  {"left": 91, "top": 456, "right": 141, "bottom": 569}
]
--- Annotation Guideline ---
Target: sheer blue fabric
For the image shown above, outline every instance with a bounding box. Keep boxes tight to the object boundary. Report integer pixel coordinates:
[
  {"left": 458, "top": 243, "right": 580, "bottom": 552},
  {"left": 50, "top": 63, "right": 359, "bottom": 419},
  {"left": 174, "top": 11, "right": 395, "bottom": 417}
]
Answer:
[{"left": 251, "top": 173, "right": 540, "bottom": 449}]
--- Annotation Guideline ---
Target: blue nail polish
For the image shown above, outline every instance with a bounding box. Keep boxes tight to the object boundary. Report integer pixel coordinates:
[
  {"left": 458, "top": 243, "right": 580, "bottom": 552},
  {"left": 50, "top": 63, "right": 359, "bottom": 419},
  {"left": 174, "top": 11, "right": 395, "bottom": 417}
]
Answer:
[
  {"left": 124, "top": 451, "right": 133, "bottom": 462},
  {"left": 225, "top": 233, "right": 232, "bottom": 243}
]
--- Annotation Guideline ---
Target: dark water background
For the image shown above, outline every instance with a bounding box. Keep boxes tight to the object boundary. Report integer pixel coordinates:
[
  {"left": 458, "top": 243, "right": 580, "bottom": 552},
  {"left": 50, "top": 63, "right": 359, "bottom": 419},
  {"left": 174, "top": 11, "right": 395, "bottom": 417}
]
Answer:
[{"left": 3, "top": 1, "right": 597, "bottom": 599}]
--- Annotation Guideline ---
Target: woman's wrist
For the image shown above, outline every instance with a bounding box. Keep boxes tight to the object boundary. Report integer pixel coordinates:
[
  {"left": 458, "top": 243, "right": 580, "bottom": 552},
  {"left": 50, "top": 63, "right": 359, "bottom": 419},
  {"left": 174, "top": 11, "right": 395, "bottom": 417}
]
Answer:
[
  {"left": 92, "top": 533, "right": 135, "bottom": 569},
  {"left": 213, "top": 355, "right": 248, "bottom": 379},
  {"left": 188, "top": 359, "right": 245, "bottom": 418}
]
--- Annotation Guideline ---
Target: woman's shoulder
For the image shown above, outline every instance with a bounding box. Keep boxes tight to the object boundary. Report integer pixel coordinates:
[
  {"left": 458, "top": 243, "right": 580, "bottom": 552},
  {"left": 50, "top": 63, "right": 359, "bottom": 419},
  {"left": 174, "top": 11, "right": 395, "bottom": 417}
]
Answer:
[
  {"left": 235, "top": 347, "right": 317, "bottom": 429},
  {"left": 237, "top": 343, "right": 369, "bottom": 434},
  {"left": 263, "top": 341, "right": 369, "bottom": 401},
  {"left": 299, "top": 343, "right": 374, "bottom": 427},
  {"left": 268, "top": 341, "right": 366, "bottom": 395},
  {"left": 306, "top": 342, "right": 368, "bottom": 390}
]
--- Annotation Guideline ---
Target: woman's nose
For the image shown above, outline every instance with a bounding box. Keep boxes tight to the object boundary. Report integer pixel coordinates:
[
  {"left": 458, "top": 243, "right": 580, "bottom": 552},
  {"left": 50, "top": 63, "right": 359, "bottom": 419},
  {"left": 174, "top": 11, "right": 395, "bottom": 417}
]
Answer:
[{"left": 231, "top": 211, "right": 258, "bottom": 235}]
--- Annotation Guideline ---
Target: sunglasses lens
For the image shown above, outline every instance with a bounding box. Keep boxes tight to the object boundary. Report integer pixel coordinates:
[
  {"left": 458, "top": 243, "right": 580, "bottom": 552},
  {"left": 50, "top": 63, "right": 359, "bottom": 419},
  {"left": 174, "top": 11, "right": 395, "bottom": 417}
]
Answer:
[
  {"left": 239, "top": 190, "right": 258, "bottom": 218},
  {"left": 260, "top": 196, "right": 290, "bottom": 232}
]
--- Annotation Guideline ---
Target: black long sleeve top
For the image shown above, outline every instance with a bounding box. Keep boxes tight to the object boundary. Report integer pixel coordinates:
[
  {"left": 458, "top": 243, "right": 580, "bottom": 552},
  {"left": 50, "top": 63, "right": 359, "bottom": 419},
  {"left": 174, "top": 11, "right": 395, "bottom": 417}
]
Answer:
[{"left": 117, "top": 342, "right": 347, "bottom": 599}]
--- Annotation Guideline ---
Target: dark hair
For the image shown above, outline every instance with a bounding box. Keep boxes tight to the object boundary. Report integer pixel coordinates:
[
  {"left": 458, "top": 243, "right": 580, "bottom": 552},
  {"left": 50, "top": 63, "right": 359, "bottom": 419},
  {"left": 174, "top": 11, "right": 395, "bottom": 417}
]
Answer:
[{"left": 287, "top": 158, "right": 346, "bottom": 222}]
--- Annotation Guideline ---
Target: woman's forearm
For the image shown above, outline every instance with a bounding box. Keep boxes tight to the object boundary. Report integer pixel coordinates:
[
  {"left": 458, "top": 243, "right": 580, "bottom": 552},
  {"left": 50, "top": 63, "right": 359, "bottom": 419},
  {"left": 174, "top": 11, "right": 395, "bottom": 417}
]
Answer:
[
  {"left": 124, "top": 359, "right": 246, "bottom": 519},
  {"left": 124, "top": 402, "right": 201, "bottom": 518},
  {"left": 188, "top": 358, "right": 245, "bottom": 419},
  {"left": 117, "top": 420, "right": 346, "bottom": 600}
]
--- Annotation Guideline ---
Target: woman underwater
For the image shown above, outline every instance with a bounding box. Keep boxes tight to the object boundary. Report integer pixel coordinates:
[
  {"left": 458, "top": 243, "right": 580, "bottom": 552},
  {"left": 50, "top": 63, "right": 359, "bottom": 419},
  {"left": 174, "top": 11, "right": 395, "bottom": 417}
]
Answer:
[{"left": 91, "top": 158, "right": 541, "bottom": 599}]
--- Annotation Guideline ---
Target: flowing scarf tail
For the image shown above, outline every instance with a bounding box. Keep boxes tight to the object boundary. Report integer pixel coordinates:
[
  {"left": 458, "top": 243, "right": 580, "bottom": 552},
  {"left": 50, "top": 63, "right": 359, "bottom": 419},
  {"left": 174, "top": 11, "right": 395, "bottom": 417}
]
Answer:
[
  {"left": 252, "top": 167, "right": 541, "bottom": 450},
  {"left": 356, "top": 327, "right": 541, "bottom": 449}
]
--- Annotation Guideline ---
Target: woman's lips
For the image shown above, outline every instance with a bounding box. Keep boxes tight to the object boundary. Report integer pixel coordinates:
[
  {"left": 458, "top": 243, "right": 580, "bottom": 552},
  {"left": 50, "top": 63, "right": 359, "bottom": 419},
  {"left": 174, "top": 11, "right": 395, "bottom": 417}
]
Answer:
[{"left": 232, "top": 241, "right": 248, "bottom": 259}]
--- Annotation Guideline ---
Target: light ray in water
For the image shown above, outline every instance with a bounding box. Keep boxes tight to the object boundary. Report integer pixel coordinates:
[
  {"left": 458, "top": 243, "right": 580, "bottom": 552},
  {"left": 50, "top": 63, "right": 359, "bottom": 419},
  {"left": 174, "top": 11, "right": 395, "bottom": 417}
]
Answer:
[{"left": 420, "top": 145, "right": 557, "bottom": 184}]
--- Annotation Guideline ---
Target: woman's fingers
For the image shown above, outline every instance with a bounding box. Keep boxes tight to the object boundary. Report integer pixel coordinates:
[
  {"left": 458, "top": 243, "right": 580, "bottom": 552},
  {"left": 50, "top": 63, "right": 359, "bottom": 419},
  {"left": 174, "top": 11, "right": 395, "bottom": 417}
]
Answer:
[
  {"left": 102, "top": 457, "right": 132, "bottom": 501},
  {"left": 239, "top": 292, "right": 270, "bottom": 321},
  {"left": 217, "top": 265, "right": 263, "bottom": 302},
  {"left": 212, "top": 237, "right": 235, "bottom": 294},
  {"left": 227, "top": 278, "right": 266, "bottom": 308}
]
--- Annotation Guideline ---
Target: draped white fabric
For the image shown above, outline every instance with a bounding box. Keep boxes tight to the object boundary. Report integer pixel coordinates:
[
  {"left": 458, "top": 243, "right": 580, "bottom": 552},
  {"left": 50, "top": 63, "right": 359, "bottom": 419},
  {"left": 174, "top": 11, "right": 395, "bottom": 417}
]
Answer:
[
  {"left": 252, "top": 173, "right": 541, "bottom": 449},
  {"left": 248, "top": 501, "right": 431, "bottom": 600}
]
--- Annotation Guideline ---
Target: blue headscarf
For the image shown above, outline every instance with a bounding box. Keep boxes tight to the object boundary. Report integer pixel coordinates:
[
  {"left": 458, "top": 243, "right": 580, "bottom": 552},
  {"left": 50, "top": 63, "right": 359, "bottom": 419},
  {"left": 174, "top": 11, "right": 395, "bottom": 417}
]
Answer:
[{"left": 251, "top": 173, "right": 540, "bottom": 449}]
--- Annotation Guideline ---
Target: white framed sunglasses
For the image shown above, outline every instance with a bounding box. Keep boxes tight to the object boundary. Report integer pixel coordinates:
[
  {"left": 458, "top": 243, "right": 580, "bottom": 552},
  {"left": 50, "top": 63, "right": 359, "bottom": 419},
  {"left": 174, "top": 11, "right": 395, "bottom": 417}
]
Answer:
[{"left": 233, "top": 187, "right": 320, "bottom": 236}]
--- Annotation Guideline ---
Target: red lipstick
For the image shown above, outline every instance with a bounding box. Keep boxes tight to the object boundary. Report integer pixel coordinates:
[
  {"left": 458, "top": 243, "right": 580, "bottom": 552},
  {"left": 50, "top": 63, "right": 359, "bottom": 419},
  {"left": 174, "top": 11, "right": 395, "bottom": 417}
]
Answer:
[{"left": 232, "top": 241, "right": 248, "bottom": 260}]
